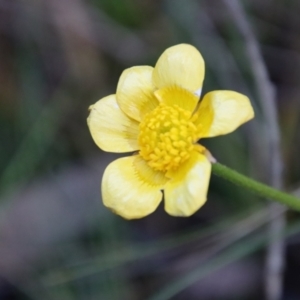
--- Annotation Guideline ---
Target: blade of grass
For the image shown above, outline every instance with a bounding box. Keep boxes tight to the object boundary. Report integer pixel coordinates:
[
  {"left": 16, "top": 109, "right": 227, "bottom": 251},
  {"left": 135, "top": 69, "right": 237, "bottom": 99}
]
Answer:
[
  {"left": 0, "top": 78, "right": 75, "bottom": 195},
  {"left": 148, "top": 219, "right": 300, "bottom": 300},
  {"left": 43, "top": 204, "right": 278, "bottom": 286}
]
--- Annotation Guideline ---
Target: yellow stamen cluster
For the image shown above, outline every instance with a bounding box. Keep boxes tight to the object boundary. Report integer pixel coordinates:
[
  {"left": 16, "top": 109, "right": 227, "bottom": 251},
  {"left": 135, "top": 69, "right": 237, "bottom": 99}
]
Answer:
[{"left": 138, "top": 103, "right": 198, "bottom": 172}]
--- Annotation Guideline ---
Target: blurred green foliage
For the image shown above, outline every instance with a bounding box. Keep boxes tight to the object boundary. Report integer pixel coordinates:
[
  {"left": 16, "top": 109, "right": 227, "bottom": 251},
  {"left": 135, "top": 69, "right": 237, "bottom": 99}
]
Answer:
[{"left": 0, "top": 0, "right": 300, "bottom": 299}]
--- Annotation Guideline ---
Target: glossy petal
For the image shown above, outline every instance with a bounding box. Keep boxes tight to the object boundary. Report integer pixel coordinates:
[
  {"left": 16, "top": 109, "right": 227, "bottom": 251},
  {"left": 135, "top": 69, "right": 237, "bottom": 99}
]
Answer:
[
  {"left": 87, "top": 95, "right": 139, "bottom": 152},
  {"left": 154, "top": 85, "right": 198, "bottom": 114},
  {"left": 102, "top": 155, "right": 168, "bottom": 219},
  {"left": 195, "top": 91, "right": 254, "bottom": 138},
  {"left": 164, "top": 152, "right": 211, "bottom": 216},
  {"left": 116, "top": 66, "right": 159, "bottom": 122},
  {"left": 152, "top": 44, "right": 205, "bottom": 92}
]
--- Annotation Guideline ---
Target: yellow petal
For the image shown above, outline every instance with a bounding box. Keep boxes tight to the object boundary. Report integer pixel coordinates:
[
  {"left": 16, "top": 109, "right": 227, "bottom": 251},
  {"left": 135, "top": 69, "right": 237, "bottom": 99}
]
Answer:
[
  {"left": 87, "top": 95, "right": 140, "bottom": 152},
  {"left": 102, "top": 155, "right": 168, "bottom": 219},
  {"left": 116, "top": 66, "right": 159, "bottom": 122},
  {"left": 195, "top": 91, "right": 254, "bottom": 138},
  {"left": 154, "top": 85, "right": 198, "bottom": 114},
  {"left": 164, "top": 151, "right": 211, "bottom": 217},
  {"left": 152, "top": 44, "right": 205, "bottom": 92}
]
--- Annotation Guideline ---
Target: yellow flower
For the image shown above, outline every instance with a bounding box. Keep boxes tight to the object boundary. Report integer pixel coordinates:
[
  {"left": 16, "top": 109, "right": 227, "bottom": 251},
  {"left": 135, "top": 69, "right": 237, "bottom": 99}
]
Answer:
[{"left": 87, "top": 44, "right": 254, "bottom": 219}]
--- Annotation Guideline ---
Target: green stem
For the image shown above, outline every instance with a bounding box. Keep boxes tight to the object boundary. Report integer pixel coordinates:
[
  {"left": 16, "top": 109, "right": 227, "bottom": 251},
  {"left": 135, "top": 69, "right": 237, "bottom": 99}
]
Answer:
[{"left": 212, "top": 163, "right": 300, "bottom": 211}]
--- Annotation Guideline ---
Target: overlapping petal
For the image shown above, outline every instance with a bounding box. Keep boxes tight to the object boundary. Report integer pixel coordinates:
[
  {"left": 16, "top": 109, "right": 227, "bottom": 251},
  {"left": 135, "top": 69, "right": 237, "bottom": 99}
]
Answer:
[
  {"left": 154, "top": 85, "right": 198, "bottom": 114},
  {"left": 87, "top": 95, "right": 140, "bottom": 152},
  {"left": 152, "top": 44, "right": 205, "bottom": 93},
  {"left": 194, "top": 90, "right": 254, "bottom": 138},
  {"left": 164, "top": 152, "right": 211, "bottom": 216},
  {"left": 116, "top": 66, "right": 159, "bottom": 122},
  {"left": 102, "top": 155, "right": 168, "bottom": 219}
]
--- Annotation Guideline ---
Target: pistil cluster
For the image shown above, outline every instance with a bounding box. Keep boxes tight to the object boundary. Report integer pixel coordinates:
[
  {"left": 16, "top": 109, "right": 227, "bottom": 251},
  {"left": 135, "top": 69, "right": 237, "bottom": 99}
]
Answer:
[{"left": 138, "top": 103, "right": 198, "bottom": 172}]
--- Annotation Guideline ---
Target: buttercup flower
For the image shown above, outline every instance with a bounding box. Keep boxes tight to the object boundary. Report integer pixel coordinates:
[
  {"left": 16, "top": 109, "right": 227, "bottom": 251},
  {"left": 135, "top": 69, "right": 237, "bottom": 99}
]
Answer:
[{"left": 87, "top": 44, "right": 254, "bottom": 219}]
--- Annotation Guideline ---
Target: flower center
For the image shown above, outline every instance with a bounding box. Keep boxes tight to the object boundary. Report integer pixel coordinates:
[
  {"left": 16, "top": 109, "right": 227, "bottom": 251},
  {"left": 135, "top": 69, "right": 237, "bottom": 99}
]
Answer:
[{"left": 138, "top": 103, "right": 198, "bottom": 172}]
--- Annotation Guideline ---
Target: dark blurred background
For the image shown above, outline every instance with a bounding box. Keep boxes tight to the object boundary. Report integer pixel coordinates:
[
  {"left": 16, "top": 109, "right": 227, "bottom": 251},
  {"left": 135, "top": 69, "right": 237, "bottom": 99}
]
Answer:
[{"left": 1, "top": 0, "right": 300, "bottom": 299}]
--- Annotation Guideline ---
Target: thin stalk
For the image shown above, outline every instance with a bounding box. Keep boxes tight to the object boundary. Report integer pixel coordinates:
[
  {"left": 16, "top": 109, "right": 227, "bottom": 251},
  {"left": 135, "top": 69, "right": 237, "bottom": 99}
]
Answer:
[{"left": 212, "top": 163, "right": 300, "bottom": 211}]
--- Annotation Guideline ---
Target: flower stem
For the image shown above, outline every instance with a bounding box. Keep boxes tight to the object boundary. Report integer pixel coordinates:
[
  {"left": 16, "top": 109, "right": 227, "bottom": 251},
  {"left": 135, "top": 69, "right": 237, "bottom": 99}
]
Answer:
[{"left": 212, "top": 163, "right": 300, "bottom": 211}]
